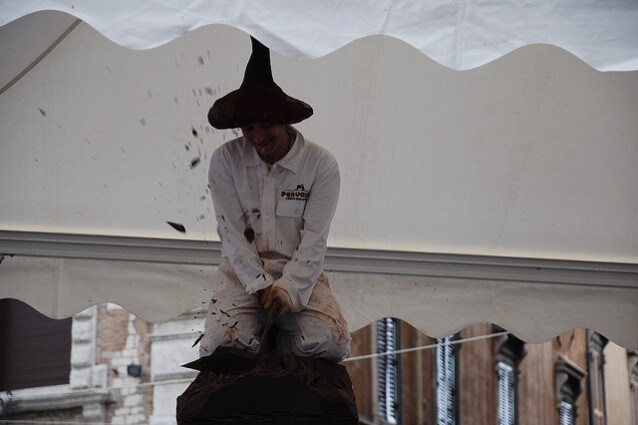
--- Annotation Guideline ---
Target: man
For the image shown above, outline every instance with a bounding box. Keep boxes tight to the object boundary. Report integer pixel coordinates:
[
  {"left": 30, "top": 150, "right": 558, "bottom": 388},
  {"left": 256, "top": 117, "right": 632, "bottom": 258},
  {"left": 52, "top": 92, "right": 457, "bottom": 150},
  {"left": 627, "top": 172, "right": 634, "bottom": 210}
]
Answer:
[{"left": 199, "top": 36, "right": 350, "bottom": 361}]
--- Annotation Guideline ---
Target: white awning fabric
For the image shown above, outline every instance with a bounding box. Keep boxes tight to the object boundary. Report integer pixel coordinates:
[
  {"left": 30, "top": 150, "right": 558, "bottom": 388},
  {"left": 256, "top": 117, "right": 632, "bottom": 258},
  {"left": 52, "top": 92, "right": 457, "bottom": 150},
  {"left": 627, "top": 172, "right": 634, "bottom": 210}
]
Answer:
[
  {"left": 1, "top": 0, "right": 637, "bottom": 71},
  {"left": 0, "top": 6, "right": 637, "bottom": 349},
  {"left": 1, "top": 231, "right": 636, "bottom": 349}
]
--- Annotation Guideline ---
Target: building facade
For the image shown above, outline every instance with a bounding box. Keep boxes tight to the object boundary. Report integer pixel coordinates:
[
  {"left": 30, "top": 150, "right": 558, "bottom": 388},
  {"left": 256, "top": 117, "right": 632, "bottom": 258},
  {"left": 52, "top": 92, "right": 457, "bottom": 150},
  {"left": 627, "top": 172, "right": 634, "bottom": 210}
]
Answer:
[
  {"left": 345, "top": 320, "right": 638, "bottom": 425},
  {"left": 1, "top": 299, "right": 637, "bottom": 425},
  {"left": 0, "top": 299, "right": 201, "bottom": 424}
]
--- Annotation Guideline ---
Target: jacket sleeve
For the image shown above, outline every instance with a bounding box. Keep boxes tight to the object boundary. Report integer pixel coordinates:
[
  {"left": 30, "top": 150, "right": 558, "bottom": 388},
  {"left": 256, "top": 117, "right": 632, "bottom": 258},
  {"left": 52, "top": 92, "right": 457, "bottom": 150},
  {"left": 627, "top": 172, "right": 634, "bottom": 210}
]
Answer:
[
  {"left": 209, "top": 148, "right": 274, "bottom": 295},
  {"left": 275, "top": 155, "right": 340, "bottom": 312}
]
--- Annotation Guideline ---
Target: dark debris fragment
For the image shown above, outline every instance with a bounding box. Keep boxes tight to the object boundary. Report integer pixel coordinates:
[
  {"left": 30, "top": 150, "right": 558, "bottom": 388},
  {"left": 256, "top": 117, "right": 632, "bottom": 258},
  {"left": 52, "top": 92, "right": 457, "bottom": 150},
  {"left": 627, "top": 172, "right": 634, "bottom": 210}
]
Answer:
[
  {"left": 191, "top": 333, "right": 204, "bottom": 348},
  {"left": 167, "top": 221, "right": 186, "bottom": 233}
]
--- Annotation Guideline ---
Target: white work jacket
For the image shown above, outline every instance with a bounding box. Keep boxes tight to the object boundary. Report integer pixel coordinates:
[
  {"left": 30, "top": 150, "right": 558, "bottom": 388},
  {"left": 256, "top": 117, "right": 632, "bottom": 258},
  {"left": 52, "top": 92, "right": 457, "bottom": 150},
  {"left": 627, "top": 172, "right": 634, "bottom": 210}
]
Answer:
[{"left": 208, "top": 127, "right": 340, "bottom": 312}]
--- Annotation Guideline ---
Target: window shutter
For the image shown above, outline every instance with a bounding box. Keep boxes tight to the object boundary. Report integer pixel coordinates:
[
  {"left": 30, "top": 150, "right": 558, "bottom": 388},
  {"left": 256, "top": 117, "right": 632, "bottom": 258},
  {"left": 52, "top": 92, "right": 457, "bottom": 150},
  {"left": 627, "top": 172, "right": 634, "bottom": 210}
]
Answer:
[
  {"left": 559, "top": 400, "right": 574, "bottom": 425},
  {"left": 0, "top": 299, "right": 72, "bottom": 390},
  {"left": 436, "top": 336, "right": 456, "bottom": 425},
  {"left": 497, "top": 361, "right": 515, "bottom": 425},
  {"left": 377, "top": 317, "right": 398, "bottom": 424}
]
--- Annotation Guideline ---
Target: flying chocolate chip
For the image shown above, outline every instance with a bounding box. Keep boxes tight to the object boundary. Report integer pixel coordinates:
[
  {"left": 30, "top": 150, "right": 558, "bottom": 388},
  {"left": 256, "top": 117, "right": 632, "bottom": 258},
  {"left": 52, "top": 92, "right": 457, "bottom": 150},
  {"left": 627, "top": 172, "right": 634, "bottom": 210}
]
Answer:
[
  {"left": 191, "top": 333, "right": 204, "bottom": 348},
  {"left": 190, "top": 157, "right": 201, "bottom": 168},
  {"left": 167, "top": 221, "right": 186, "bottom": 233}
]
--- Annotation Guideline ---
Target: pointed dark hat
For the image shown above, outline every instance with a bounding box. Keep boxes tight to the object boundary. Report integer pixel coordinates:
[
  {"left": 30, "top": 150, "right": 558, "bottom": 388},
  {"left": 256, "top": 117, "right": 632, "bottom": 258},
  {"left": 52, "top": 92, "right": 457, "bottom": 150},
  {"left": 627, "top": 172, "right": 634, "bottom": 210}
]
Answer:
[{"left": 208, "top": 37, "right": 313, "bottom": 129}]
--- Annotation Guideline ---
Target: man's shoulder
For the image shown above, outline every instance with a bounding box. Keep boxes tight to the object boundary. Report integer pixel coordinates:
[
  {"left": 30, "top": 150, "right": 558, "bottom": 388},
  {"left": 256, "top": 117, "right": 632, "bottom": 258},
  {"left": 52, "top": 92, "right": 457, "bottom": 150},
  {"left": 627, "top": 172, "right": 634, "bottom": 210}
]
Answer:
[
  {"left": 211, "top": 136, "right": 245, "bottom": 162},
  {"left": 213, "top": 136, "right": 244, "bottom": 154},
  {"left": 300, "top": 137, "right": 338, "bottom": 166}
]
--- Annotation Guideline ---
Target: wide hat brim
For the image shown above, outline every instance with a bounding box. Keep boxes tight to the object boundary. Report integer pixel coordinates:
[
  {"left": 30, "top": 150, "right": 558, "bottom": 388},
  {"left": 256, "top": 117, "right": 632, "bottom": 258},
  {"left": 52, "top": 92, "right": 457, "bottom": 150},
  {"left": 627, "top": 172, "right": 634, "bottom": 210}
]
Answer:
[
  {"left": 208, "top": 36, "right": 313, "bottom": 130},
  {"left": 208, "top": 86, "right": 313, "bottom": 129}
]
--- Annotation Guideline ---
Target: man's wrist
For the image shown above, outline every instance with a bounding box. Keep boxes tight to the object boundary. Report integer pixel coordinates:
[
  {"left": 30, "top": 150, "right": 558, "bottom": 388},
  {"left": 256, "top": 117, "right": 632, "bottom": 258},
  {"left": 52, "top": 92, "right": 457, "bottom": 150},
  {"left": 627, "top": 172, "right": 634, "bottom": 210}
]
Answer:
[{"left": 246, "top": 272, "right": 275, "bottom": 295}]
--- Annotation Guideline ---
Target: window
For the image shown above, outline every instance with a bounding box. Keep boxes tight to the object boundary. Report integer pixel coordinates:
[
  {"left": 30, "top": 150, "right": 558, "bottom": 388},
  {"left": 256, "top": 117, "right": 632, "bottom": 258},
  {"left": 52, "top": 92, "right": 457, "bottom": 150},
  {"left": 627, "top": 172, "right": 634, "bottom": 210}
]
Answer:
[
  {"left": 587, "top": 331, "right": 608, "bottom": 425},
  {"left": 555, "top": 354, "right": 586, "bottom": 425},
  {"left": 0, "top": 299, "right": 72, "bottom": 390},
  {"left": 376, "top": 317, "right": 399, "bottom": 424},
  {"left": 495, "top": 333, "right": 526, "bottom": 425},
  {"left": 436, "top": 335, "right": 457, "bottom": 425}
]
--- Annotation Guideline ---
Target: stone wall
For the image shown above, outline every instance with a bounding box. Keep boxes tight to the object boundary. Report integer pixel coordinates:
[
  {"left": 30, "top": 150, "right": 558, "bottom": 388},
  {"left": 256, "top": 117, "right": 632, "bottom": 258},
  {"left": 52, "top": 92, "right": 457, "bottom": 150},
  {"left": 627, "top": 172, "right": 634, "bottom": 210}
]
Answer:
[{"left": 97, "top": 303, "right": 153, "bottom": 424}]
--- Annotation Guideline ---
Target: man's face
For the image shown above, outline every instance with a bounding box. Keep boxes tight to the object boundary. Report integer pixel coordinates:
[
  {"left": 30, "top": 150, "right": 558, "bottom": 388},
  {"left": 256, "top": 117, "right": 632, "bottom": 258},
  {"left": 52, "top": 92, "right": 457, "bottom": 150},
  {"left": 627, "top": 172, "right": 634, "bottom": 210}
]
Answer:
[{"left": 241, "top": 123, "right": 290, "bottom": 164}]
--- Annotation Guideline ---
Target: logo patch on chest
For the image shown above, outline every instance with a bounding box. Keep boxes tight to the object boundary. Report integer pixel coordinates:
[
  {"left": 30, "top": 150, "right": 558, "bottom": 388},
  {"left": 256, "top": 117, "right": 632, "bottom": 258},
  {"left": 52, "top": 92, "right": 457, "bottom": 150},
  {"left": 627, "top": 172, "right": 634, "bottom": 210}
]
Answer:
[{"left": 281, "top": 184, "right": 309, "bottom": 201}]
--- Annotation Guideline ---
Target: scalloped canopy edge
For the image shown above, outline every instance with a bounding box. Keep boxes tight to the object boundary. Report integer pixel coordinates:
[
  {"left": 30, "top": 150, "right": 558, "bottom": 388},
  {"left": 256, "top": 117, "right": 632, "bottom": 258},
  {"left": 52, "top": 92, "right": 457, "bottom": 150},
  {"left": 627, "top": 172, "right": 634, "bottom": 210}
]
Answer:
[{"left": 1, "top": 3, "right": 638, "bottom": 71}]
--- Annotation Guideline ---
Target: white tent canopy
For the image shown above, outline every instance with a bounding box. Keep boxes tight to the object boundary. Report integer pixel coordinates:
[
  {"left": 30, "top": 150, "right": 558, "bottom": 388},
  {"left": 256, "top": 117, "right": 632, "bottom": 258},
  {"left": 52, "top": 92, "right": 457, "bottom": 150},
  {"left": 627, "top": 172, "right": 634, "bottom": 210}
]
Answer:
[
  {"left": 2, "top": 0, "right": 638, "bottom": 71},
  {"left": 0, "top": 4, "right": 637, "bottom": 349}
]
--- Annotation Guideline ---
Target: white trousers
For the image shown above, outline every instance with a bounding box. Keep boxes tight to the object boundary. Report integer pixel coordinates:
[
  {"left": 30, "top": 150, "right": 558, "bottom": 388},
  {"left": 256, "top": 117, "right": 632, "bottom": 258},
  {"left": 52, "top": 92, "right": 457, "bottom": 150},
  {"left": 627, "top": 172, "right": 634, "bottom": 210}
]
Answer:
[{"left": 199, "top": 261, "right": 351, "bottom": 361}]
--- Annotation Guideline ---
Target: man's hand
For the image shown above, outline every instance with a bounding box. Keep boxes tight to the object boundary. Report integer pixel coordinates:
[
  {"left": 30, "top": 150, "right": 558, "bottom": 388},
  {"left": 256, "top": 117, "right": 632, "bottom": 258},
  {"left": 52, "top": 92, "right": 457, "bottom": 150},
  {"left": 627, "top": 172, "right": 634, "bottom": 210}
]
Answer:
[{"left": 259, "top": 285, "right": 292, "bottom": 318}]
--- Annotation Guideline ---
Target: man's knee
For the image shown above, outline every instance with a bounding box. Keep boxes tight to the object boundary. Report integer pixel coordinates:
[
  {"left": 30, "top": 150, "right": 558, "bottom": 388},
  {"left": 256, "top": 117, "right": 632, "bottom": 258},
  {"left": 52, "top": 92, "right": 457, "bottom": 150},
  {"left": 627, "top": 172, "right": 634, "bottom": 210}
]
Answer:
[
  {"left": 199, "top": 310, "right": 263, "bottom": 356},
  {"left": 281, "top": 331, "right": 351, "bottom": 361},
  {"left": 199, "top": 328, "right": 262, "bottom": 356}
]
